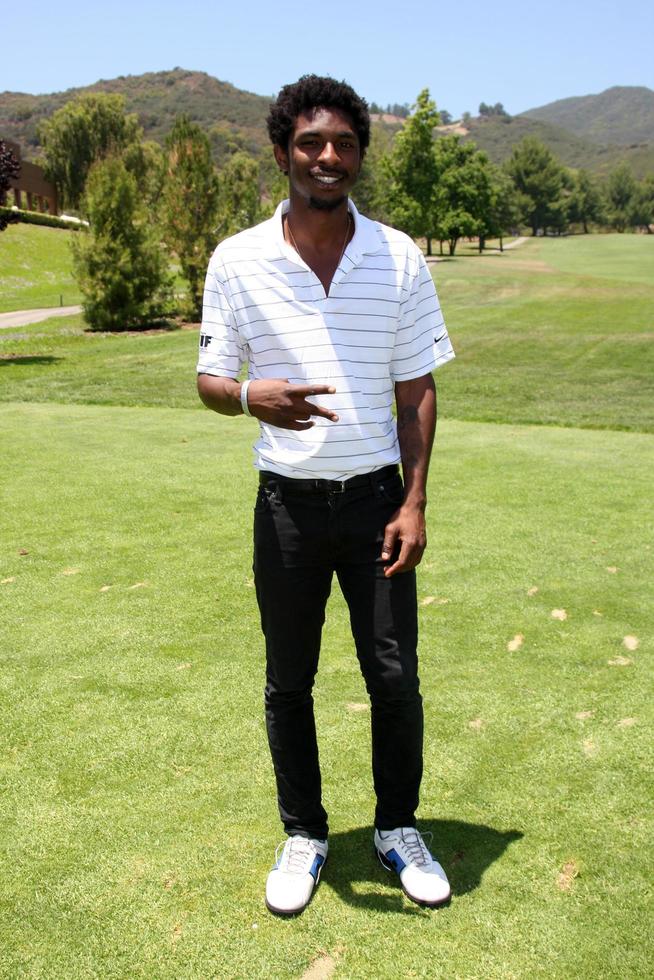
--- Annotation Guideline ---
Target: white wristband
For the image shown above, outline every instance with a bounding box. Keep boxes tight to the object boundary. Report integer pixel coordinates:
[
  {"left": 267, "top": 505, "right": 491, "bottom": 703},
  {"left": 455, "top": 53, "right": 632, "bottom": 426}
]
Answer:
[{"left": 240, "top": 379, "right": 252, "bottom": 417}]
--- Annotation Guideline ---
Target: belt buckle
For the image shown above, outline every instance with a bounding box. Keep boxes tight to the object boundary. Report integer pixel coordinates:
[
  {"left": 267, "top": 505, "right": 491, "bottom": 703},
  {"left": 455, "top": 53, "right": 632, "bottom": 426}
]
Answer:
[{"left": 329, "top": 479, "right": 346, "bottom": 494}]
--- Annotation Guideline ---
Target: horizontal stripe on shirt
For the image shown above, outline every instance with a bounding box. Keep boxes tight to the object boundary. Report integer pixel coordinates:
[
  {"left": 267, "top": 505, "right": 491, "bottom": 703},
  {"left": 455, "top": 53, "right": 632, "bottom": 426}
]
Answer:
[{"left": 198, "top": 199, "right": 454, "bottom": 480}]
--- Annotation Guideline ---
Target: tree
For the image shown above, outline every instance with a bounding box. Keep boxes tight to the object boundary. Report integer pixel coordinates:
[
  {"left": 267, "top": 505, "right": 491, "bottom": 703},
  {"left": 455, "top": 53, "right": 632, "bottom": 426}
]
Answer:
[
  {"left": 630, "top": 175, "right": 654, "bottom": 233},
  {"left": 507, "top": 137, "right": 566, "bottom": 235},
  {"left": 479, "top": 102, "right": 510, "bottom": 118},
  {"left": 431, "top": 136, "right": 493, "bottom": 255},
  {"left": 605, "top": 164, "right": 637, "bottom": 232},
  {"left": 160, "top": 115, "right": 220, "bottom": 320},
  {"left": 568, "top": 169, "right": 603, "bottom": 233},
  {"left": 480, "top": 166, "right": 522, "bottom": 250},
  {"left": 0, "top": 140, "right": 20, "bottom": 231},
  {"left": 380, "top": 89, "right": 441, "bottom": 253},
  {"left": 351, "top": 124, "right": 394, "bottom": 223},
  {"left": 39, "top": 94, "right": 143, "bottom": 211},
  {"left": 72, "top": 156, "right": 172, "bottom": 331},
  {"left": 216, "top": 151, "right": 261, "bottom": 239}
]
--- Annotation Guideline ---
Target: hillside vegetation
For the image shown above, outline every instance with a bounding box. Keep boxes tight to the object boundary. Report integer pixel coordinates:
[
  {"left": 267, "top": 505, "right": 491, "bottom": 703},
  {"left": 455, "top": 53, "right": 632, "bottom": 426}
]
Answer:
[
  {"left": 462, "top": 113, "right": 654, "bottom": 178},
  {"left": 2, "top": 73, "right": 653, "bottom": 176},
  {"left": 523, "top": 86, "right": 654, "bottom": 145}
]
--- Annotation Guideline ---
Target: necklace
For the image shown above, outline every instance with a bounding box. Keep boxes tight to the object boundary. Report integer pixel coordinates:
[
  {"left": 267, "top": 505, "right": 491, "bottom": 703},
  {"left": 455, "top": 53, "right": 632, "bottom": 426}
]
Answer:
[{"left": 286, "top": 211, "right": 351, "bottom": 271}]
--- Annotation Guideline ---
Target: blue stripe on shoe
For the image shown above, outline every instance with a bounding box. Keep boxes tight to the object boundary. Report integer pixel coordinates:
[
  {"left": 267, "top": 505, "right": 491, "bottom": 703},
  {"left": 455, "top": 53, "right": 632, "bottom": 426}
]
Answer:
[
  {"left": 310, "top": 854, "right": 325, "bottom": 881},
  {"left": 384, "top": 848, "right": 406, "bottom": 873}
]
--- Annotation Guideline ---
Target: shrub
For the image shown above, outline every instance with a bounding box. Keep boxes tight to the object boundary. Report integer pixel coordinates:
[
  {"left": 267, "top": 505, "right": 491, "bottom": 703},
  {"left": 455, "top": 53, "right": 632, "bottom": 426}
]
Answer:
[
  {"left": 0, "top": 206, "right": 83, "bottom": 231},
  {"left": 72, "top": 156, "right": 172, "bottom": 331}
]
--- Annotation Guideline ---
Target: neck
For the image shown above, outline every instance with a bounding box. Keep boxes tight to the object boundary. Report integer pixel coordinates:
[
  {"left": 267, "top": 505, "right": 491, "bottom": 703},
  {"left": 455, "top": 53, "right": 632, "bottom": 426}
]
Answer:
[{"left": 285, "top": 192, "right": 351, "bottom": 250}]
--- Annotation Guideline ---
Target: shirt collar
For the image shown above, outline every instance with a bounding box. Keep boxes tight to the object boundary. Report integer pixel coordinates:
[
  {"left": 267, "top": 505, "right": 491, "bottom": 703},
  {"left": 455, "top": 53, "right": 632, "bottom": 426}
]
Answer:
[{"left": 266, "top": 198, "right": 384, "bottom": 262}]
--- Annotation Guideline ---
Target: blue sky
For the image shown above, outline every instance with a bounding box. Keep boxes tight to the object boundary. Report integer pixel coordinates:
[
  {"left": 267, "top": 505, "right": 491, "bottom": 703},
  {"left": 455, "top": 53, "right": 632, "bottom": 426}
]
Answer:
[{"left": 4, "top": 0, "right": 653, "bottom": 117}]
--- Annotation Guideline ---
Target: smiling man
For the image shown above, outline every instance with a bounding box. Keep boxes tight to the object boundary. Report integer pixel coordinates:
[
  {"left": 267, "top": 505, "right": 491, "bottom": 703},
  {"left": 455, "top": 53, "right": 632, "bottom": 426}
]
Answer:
[{"left": 197, "top": 75, "right": 455, "bottom": 915}]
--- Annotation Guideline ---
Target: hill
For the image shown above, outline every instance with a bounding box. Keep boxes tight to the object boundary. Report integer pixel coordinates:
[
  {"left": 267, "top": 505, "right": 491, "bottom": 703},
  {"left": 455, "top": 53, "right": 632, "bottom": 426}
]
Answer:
[
  {"left": 2, "top": 72, "right": 653, "bottom": 177},
  {"left": 522, "top": 86, "right": 654, "bottom": 145},
  {"left": 0, "top": 68, "right": 272, "bottom": 164},
  {"left": 457, "top": 113, "right": 654, "bottom": 178}
]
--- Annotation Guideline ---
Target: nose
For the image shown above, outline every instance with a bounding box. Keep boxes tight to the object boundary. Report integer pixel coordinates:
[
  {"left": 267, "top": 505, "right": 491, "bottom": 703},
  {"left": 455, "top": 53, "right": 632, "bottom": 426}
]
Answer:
[{"left": 317, "top": 141, "right": 339, "bottom": 167}]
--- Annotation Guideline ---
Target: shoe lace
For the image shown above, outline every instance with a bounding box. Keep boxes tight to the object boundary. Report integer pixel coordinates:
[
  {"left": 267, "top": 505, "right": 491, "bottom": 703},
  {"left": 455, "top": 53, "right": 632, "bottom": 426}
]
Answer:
[
  {"left": 276, "top": 837, "right": 316, "bottom": 874},
  {"left": 401, "top": 828, "right": 433, "bottom": 868}
]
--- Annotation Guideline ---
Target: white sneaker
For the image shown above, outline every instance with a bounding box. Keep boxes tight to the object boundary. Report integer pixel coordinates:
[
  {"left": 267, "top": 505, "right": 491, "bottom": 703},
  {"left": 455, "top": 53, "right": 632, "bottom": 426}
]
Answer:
[
  {"left": 374, "top": 827, "right": 451, "bottom": 907},
  {"left": 265, "top": 835, "right": 328, "bottom": 915}
]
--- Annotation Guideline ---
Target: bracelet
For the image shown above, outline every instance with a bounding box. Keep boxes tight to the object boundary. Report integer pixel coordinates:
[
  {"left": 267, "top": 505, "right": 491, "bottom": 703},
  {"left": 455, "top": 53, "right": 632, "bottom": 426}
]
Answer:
[{"left": 240, "top": 379, "right": 252, "bottom": 417}]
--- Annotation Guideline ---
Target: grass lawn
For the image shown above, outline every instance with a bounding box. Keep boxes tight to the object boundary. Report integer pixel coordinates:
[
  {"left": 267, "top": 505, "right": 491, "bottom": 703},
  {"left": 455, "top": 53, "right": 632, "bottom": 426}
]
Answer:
[
  {"left": 1, "top": 235, "right": 652, "bottom": 433},
  {"left": 1, "top": 233, "right": 652, "bottom": 977},
  {"left": 0, "top": 223, "right": 82, "bottom": 312}
]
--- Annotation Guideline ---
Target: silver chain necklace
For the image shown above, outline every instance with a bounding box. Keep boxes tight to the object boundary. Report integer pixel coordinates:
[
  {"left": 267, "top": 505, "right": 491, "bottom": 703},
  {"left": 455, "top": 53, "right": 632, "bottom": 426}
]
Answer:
[{"left": 286, "top": 212, "right": 351, "bottom": 270}]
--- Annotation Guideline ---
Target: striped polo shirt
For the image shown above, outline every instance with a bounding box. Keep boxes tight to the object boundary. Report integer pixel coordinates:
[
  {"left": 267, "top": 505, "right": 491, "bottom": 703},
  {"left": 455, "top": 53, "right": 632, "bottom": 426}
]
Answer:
[{"left": 198, "top": 200, "right": 454, "bottom": 480}]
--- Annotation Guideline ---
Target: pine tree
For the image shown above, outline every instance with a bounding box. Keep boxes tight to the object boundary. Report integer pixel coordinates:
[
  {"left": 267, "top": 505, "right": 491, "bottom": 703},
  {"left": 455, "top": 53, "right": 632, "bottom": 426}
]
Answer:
[
  {"left": 72, "top": 156, "right": 172, "bottom": 331},
  {"left": 160, "top": 115, "right": 219, "bottom": 320}
]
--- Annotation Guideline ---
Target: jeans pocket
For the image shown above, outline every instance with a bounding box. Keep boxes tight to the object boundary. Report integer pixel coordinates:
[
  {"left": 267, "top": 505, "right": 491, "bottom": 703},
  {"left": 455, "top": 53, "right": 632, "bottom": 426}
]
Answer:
[{"left": 378, "top": 474, "right": 404, "bottom": 507}]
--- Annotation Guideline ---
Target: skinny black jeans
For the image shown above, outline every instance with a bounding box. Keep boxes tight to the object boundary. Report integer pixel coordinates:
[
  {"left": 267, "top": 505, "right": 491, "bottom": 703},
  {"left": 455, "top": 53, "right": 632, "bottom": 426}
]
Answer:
[{"left": 253, "top": 467, "right": 423, "bottom": 840}]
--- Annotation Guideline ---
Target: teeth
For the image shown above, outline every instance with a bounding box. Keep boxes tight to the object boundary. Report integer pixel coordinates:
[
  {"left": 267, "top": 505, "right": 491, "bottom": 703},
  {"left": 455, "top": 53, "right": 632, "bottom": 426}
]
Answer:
[{"left": 314, "top": 175, "right": 340, "bottom": 184}]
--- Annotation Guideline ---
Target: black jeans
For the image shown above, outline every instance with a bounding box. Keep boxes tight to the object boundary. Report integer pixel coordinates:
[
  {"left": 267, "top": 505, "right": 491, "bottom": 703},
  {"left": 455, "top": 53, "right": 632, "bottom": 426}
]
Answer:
[{"left": 253, "top": 466, "right": 423, "bottom": 840}]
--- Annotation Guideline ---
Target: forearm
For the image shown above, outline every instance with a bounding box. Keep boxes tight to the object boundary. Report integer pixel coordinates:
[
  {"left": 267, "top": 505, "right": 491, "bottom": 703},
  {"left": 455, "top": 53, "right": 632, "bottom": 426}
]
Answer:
[
  {"left": 395, "top": 373, "right": 437, "bottom": 510},
  {"left": 197, "top": 373, "right": 243, "bottom": 416}
]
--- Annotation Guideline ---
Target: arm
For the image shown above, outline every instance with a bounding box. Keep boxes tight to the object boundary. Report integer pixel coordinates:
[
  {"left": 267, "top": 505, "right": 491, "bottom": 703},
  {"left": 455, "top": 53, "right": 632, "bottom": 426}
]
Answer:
[
  {"left": 197, "top": 374, "right": 339, "bottom": 430},
  {"left": 381, "top": 372, "right": 437, "bottom": 577}
]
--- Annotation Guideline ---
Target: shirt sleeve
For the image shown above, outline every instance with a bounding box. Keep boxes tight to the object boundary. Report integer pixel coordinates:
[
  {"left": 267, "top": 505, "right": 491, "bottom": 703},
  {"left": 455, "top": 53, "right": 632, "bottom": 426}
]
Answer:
[
  {"left": 196, "top": 256, "right": 246, "bottom": 378},
  {"left": 390, "top": 249, "right": 455, "bottom": 382}
]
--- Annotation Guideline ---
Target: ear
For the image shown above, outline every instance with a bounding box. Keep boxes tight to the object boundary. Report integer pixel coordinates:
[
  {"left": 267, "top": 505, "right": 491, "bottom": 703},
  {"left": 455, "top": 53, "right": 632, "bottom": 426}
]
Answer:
[{"left": 273, "top": 144, "right": 289, "bottom": 176}]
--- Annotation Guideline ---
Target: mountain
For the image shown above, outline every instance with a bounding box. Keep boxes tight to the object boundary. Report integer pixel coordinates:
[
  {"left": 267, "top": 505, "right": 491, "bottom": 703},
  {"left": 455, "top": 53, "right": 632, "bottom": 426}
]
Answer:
[
  {"left": 457, "top": 112, "right": 654, "bottom": 178},
  {"left": 0, "top": 68, "right": 272, "bottom": 163},
  {"left": 521, "top": 86, "right": 654, "bottom": 146},
  {"left": 2, "top": 73, "right": 653, "bottom": 177}
]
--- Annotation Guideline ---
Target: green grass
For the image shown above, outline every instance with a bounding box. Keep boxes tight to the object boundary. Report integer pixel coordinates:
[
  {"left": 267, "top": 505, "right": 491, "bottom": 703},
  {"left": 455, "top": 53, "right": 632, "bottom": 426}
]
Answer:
[
  {"left": 1, "top": 232, "right": 652, "bottom": 977},
  {"left": 1, "top": 403, "right": 651, "bottom": 978},
  {"left": 0, "top": 223, "right": 82, "bottom": 312},
  {"left": 2, "top": 235, "right": 652, "bottom": 433}
]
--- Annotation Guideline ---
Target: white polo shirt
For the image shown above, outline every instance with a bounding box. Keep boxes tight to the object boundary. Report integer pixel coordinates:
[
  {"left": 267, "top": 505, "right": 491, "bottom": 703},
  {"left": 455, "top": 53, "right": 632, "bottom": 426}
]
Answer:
[{"left": 198, "top": 200, "right": 454, "bottom": 480}]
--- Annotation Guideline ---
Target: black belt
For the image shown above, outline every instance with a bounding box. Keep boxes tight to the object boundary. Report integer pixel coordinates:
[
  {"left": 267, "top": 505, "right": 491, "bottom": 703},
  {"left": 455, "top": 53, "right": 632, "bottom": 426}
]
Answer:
[{"left": 259, "top": 463, "right": 399, "bottom": 495}]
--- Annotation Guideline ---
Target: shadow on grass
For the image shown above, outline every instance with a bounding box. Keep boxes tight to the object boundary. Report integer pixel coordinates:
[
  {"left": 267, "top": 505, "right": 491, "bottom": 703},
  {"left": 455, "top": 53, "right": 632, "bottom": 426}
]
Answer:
[
  {"left": 0, "top": 355, "right": 61, "bottom": 365},
  {"left": 323, "top": 820, "right": 522, "bottom": 913}
]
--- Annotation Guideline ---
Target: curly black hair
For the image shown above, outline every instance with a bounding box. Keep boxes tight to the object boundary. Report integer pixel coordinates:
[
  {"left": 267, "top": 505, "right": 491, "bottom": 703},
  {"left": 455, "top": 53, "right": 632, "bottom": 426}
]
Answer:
[{"left": 267, "top": 75, "right": 370, "bottom": 155}]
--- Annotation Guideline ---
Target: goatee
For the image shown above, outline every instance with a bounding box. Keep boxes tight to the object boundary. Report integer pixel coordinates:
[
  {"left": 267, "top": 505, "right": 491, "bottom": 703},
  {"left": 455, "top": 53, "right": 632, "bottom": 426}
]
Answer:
[{"left": 308, "top": 194, "right": 347, "bottom": 212}]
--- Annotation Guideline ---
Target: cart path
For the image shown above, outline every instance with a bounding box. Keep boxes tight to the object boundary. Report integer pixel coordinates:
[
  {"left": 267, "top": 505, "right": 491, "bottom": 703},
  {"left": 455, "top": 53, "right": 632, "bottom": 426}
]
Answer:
[{"left": 0, "top": 305, "right": 83, "bottom": 329}]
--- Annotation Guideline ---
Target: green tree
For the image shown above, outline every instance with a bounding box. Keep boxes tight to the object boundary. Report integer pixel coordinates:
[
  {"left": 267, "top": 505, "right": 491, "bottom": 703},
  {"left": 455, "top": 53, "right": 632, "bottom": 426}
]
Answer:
[
  {"left": 480, "top": 166, "right": 522, "bottom": 251},
  {"left": 160, "top": 115, "right": 219, "bottom": 320},
  {"left": 431, "top": 136, "right": 493, "bottom": 255},
  {"left": 39, "top": 94, "right": 143, "bottom": 211},
  {"left": 507, "top": 137, "right": 565, "bottom": 235},
  {"left": 568, "top": 169, "right": 603, "bottom": 233},
  {"left": 605, "top": 164, "right": 638, "bottom": 232},
  {"left": 72, "top": 156, "right": 172, "bottom": 331},
  {"left": 380, "top": 89, "right": 441, "bottom": 253},
  {"left": 351, "top": 124, "right": 394, "bottom": 223},
  {"left": 216, "top": 151, "right": 261, "bottom": 239},
  {"left": 0, "top": 139, "right": 20, "bottom": 231},
  {"left": 630, "top": 175, "right": 654, "bottom": 233}
]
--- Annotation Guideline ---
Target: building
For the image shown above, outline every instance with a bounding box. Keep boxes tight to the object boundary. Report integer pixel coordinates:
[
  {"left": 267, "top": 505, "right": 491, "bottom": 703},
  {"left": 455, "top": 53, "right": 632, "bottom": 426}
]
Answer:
[{"left": 4, "top": 140, "right": 58, "bottom": 215}]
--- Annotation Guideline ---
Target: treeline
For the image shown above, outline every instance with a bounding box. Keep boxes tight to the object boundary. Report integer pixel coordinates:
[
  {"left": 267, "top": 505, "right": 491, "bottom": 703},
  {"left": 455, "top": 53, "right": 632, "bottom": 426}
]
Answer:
[
  {"left": 5, "top": 89, "right": 652, "bottom": 330},
  {"left": 356, "top": 89, "right": 654, "bottom": 256}
]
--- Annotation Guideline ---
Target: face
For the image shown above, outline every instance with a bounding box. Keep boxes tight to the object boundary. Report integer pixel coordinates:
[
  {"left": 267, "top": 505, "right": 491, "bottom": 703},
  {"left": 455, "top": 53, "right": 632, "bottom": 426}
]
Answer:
[{"left": 274, "top": 106, "right": 362, "bottom": 211}]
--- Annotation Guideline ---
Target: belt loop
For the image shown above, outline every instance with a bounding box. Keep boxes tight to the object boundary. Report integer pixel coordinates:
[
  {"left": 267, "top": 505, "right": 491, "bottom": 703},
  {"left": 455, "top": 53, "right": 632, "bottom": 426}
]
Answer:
[
  {"left": 273, "top": 480, "right": 284, "bottom": 504},
  {"left": 371, "top": 471, "right": 382, "bottom": 498}
]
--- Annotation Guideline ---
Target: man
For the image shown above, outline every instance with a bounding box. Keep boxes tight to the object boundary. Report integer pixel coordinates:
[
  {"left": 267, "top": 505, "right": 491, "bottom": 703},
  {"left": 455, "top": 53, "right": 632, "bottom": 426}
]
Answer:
[{"left": 197, "top": 75, "right": 455, "bottom": 915}]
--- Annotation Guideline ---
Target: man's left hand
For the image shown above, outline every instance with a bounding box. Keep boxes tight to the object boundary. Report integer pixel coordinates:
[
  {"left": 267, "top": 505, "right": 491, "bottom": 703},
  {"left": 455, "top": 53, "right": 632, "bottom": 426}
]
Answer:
[{"left": 381, "top": 504, "right": 427, "bottom": 577}]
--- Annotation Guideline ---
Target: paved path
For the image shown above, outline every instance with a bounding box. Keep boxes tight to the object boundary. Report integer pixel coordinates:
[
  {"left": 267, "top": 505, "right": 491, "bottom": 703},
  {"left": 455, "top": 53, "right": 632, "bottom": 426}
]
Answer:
[{"left": 0, "top": 305, "right": 82, "bottom": 329}]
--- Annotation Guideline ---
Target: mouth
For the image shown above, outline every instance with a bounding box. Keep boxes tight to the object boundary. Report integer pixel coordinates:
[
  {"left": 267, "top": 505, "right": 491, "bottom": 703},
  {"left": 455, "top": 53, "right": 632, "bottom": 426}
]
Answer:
[{"left": 310, "top": 172, "right": 345, "bottom": 187}]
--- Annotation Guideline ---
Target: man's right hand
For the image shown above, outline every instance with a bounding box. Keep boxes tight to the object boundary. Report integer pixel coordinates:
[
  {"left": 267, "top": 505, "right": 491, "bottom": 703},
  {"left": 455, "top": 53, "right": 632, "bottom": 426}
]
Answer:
[{"left": 245, "top": 379, "right": 339, "bottom": 430}]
